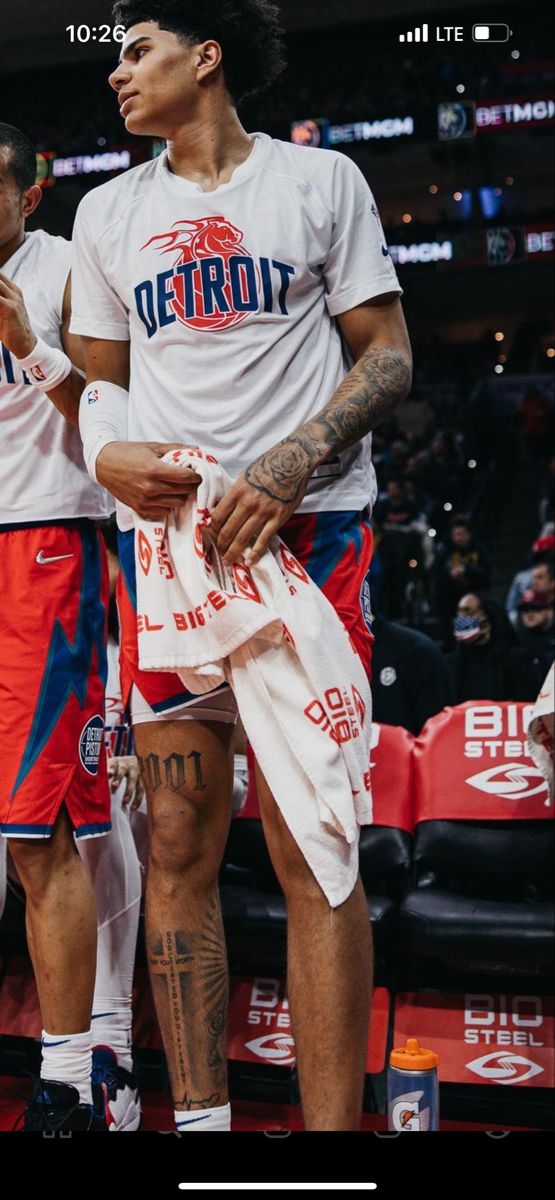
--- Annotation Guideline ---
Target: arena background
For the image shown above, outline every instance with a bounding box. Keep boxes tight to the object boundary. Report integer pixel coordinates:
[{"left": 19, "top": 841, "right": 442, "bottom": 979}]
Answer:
[{"left": 0, "top": 0, "right": 553, "bottom": 1141}]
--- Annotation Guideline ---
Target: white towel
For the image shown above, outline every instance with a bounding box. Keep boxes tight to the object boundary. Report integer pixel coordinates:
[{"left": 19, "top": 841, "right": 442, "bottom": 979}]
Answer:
[
  {"left": 527, "top": 663, "right": 554, "bottom": 807},
  {"left": 134, "top": 448, "right": 373, "bottom": 907}
]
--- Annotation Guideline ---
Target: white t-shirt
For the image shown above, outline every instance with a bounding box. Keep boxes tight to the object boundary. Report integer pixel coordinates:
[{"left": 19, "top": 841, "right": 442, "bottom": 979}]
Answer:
[
  {"left": 71, "top": 134, "right": 401, "bottom": 524},
  {"left": 0, "top": 230, "right": 110, "bottom": 523}
]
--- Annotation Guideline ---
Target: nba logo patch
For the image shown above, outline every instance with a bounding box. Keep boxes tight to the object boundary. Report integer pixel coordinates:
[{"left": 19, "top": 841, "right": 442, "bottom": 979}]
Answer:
[
  {"left": 79, "top": 715, "right": 104, "bottom": 775},
  {"left": 87, "top": 388, "right": 99, "bottom": 404}
]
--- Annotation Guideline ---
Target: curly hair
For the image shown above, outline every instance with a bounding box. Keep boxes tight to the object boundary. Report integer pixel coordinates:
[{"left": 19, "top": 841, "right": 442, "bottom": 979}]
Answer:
[{"left": 111, "top": 0, "right": 286, "bottom": 104}]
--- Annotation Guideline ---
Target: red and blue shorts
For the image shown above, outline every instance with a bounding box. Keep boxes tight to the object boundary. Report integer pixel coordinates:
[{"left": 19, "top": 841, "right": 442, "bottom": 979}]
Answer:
[
  {"left": 0, "top": 520, "right": 111, "bottom": 841},
  {"left": 117, "top": 508, "right": 374, "bottom": 722}
]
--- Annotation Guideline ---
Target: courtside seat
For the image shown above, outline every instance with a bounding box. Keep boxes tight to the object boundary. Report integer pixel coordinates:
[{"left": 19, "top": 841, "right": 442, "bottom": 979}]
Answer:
[
  {"left": 220, "top": 725, "right": 415, "bottom": 973},
  {"left": 398, "top": 702, "right": 555, "bottom": 978}
]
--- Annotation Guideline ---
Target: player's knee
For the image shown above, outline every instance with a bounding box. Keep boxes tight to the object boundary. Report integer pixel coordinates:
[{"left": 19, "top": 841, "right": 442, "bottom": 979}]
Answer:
[
  {"left": 148, "top": 799, "right": 224, "bottom": 887},
  {"left": 9, "top": 835, "right": 74, "bottom": 898}
]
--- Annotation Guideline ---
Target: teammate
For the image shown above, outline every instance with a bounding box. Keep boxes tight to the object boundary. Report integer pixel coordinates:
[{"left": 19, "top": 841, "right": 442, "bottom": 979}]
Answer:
[
  {"left": 0, "top": 124, "right": 112, "bottom": 1131},
  {"left": 73, "top": 1, "right": 412, "bottom": 1131}
]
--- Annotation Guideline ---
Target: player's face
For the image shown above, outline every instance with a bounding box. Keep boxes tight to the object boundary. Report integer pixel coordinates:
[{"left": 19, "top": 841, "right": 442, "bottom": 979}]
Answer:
[
  {"left": 109, "top": 22, "right": 201, "bottom": 136},
  {"left": 0, "top": 150, "right": 25, "bottom": 246}
]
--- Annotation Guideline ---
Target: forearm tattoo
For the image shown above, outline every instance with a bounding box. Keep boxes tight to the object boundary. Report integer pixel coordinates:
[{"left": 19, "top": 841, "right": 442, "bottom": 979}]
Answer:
[{"left": 245, "top": 346, "right": 412, "bottom": 505}]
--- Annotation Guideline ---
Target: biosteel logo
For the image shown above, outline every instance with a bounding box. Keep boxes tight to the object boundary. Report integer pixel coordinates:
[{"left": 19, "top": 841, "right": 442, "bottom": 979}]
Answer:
[
  {"left": 466, "top": 1051, "right": 543, "bottom": 1084},
  {"left": 464, "top": 994, "right": 546, "bottom": 1085},
  {"left": 245, "top": 979, "right": 296, "bottom": 1066},
  {"left": 463, "top": 704, "right": 535, "bottom": 759},
  {"left": 244, "top": 1034, "right": 296, "bottom": 1066},
  {"left": 466, "top": 763, "right": 548, "bottom": 800}
]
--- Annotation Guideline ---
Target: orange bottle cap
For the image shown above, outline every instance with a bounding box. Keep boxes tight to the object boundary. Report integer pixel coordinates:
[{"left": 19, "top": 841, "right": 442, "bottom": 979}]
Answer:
[{"left": 390, "top": 1037, "right": 440, "bottom": 1070}]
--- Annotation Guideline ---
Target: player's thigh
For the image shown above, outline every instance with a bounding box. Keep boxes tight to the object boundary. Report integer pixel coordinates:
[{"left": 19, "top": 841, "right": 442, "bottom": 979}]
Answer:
[{"left": 134, "top": 718, "right": 235, "bottom": 875}]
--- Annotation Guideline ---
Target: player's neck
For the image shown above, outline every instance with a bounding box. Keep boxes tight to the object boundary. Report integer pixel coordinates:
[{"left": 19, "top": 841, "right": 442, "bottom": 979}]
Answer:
[
  {"left": 165, "top": 103, "right": 253, "bottom": 193},
  {"left": 0, "top": 229, "right": 25, "bottom": 269}
]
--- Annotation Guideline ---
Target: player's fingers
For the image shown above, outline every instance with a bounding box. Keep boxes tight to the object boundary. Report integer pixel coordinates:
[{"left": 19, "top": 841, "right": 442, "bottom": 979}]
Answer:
[
  {"left": 243, "top": 521, "right": 279, "bottom": 567},
  {"left": 151, "top": 462, "right": 202, "bottom": 488},
  {"left": 223, "top": 517, "right": 272, "bottom": 565},
  {"left": 218, "top": 514, "right": 261, "bottom": 563},
  {"left": 130, "top": 774, "right": 145, "bottom": 812}
]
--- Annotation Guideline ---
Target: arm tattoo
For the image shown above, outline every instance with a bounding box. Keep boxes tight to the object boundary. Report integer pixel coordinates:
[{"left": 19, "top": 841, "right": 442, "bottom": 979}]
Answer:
[{"left": 245, "top": 346, "right": 412, "bottom": 505}]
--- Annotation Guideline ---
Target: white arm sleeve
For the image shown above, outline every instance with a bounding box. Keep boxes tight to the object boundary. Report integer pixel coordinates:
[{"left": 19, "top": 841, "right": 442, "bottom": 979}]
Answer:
[{"left": 79, "top": 380, "right": 129, "bottom": 483}]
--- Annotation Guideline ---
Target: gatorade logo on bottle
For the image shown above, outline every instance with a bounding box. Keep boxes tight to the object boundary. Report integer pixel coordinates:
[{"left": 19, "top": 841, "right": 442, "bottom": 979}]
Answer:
[{"left": 391, "top": 1097, "right": 422, "bottom": 1131}]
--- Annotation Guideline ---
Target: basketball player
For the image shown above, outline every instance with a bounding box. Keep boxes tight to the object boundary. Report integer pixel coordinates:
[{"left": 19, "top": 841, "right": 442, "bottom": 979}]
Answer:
[
  {"left": 73, "top": 1, "right": 412, "bottom": 1131},
  {"left": 0, "top": 123, "right": 113, "bottom": 1131}
]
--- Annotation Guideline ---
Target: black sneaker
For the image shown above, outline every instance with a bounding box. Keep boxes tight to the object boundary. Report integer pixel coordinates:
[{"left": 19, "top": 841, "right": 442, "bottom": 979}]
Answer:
[{"left": 21, "top": 1079, "right": 108, "bottom": 1132}]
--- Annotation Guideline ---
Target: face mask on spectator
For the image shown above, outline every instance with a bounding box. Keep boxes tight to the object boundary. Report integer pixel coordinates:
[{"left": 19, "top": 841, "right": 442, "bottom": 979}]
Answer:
[{"left": 453, "top": 614, "right": 486, "bottom": 644}]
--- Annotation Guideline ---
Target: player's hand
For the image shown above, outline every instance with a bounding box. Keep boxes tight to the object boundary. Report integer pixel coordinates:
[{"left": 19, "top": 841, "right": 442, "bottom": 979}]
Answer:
[
  {"left": 107, "top": 755, "right": 145, "bottom": 810},
  {"left": 96, "top": 442, "right": 201, "bottom": 520},
  {"left": 210, "top": 442, "right": 312, "bottom": 567},
  {"left": 0, "top": 271, "right": 37, "bottom": 358}
]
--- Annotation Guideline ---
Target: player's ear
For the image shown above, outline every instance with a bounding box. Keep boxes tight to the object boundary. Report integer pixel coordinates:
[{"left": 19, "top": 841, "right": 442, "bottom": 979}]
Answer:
[
  {"left": 195, "top": 39, "right": 223, "bottom": 84},
  {"left": 22, "top": 184, "right": 43, "bottom": 219}
]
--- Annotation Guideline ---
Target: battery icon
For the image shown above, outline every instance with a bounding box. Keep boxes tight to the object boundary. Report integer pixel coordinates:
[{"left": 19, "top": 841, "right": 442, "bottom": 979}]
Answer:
[{"left": 473, "top": 23, "right": 512, "bottom": 42}]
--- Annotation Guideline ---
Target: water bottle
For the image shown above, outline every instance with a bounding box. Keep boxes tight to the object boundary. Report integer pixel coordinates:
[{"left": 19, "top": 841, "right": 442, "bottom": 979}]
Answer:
[{"left": 387, "top": 1037, "right": 440, "bottom": 1131}]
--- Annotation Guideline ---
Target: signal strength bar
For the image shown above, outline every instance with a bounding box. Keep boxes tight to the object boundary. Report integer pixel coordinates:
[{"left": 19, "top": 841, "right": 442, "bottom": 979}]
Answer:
[{"left": 399, "top": 24, "right": 429, "bottom": 43}]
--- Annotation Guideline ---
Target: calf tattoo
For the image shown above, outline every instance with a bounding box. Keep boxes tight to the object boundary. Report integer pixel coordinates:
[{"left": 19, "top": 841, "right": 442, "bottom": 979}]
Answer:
[
  {"left": 138, "top": 749, "right": 206, "bottom": 794},
  {"left": 246, "top": 346, "right": 412, "bottom": 505},
  {"left": 149, "top": 896, "right": 229, "bottom": 1108}
]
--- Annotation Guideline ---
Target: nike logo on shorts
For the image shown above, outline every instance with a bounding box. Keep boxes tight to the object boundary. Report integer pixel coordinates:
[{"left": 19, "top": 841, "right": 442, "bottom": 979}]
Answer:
[{"left": 36, "top": 551, "right": 75, "bottom": 565}]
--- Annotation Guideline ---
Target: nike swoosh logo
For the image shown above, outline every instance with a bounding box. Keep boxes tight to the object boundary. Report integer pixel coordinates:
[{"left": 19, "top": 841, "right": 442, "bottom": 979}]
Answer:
[
  {"left": 41, "top": 1038, "right": 71, "bottom": 1048},
  {"left": 176, "top": 1113, "right": 212, "bottom": 1127},
  {"left": 382, "top": 246, "right": 390, "bottom": 257},
  {"left": 36, "top": 552, "right": 75, "bottom": 565}
]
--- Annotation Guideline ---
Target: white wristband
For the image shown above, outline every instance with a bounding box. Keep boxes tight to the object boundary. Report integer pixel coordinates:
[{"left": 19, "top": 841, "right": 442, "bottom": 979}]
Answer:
[
  {"left": 16, "top": 334, "right": 73, "bottom": 392},
  {"left": 79, "top": 379, "right": 129, "bottom": 483}
]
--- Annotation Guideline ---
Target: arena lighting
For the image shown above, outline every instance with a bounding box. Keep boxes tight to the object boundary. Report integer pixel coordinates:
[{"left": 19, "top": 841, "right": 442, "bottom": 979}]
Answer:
[
  {"left": 402, "top": 213, "right": 412, "bottom": 223},
  {"left": 428, "top": 528, "right": 437, "bottom": 538},
  {"left": 52, "top": 150, "right": 131, "bottom": 177},
  {"left": 498, "top": 354, "right": 507, "bottom": 363},
  {"left": 495, "top": 331, "right": 505, "bottom": 341},
  {"left": 177, "top": 1188, "right": 378, "bottom": 1194},
  {"left": 97, "top": 137, "right": 107, "bottom": 146},
  {"left": 456, "top": 84, "right": 465, "bottom": 94},
  {"left": 494, "top": 187, "right": 503, "bottom": 196},
  {"left": 444, "top": 502, "right": 453, "bottom": 512},
  {"left": 505, "top": 176, "right": 514, "bottom": 185},
  {"left": 389, "top": 241, "right": 453, "bottom": 265},
  {"left": 409, "top": 559, "right": 418, "bottom": 569},
  {"left": 429, "top": 184, "right": 439, "bottom": 194},
  {"left": 547, "top": 348, "right": 555, "bottom": 358},
  {"left": 511, "top": 50, "right": 520, "bottom": 58},
  {"left": 453, "top": 191, "right": 463, "bottom": 201},
  {"left": 468, "top": 460, "right": 477, "bottom": 469},
  {"left": 495, "top": 364, "right": 504, "bottom": 373}
]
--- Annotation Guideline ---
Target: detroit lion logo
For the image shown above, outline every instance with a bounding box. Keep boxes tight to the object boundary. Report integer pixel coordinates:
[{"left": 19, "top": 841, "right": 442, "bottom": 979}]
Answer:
[{"left": 141, "top": 217, "right": 260, "bottom": 331}]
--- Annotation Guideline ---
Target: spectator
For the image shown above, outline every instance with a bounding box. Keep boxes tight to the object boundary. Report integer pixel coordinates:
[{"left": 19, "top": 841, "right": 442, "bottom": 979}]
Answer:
[
  {"left": 506, "top": 544, "right": 555, "bottom": 626},
  {"left": 371, "top": 612, "right": 450, "bottom": 735},
  {"left": 446, "top": 592, "right": 545, "bottom": 703},
  {"left": 517, "top": 589, "right": 555, "bottom": 677},
  {"left": 374, "top": 479, "right": 422, "bottom": 617},
  {"left": 435, "top": 516, "right": 491, "bottom": 634}
]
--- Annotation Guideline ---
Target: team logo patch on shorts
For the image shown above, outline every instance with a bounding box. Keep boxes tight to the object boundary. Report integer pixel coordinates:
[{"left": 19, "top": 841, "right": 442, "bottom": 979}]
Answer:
[{"left": 79, "top": 715, "right": 105, "bottom": 775}]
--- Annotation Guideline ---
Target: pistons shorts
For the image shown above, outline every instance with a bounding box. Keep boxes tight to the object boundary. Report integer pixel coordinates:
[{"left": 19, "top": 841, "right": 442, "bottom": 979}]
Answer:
[
  {"left": 117, "top": 508, "right": 374, "bottom": 723},
  {"left": 0, "top": 520, "right": 111, "bottom": 840}
]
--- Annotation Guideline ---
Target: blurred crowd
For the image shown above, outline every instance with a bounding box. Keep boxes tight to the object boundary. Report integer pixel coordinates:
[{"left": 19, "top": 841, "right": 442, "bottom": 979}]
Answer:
[{"left": 369, "top": 340, "right": 554, "bottom": 734}]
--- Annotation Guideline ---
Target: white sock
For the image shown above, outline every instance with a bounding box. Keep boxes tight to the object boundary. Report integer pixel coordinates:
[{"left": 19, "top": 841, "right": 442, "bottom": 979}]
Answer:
[
  {"left": 41, "top": 1028, "right": 93, "bottom": 1105},
  {"left": 78, "top": 787, "right": 141, "bottom": 1076},
  {"left": 174, "top": 1103, "right": 231, "bottom": 1132},
  {"left": 91, "top": 1001, "right": 133, "bottom": 1074}
]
